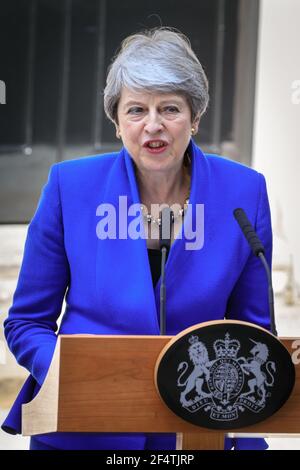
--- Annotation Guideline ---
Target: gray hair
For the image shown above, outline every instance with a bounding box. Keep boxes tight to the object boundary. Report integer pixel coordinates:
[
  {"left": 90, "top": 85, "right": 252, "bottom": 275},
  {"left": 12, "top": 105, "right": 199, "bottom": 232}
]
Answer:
[{"left": 104, "top": 28, "right": 209, "bottom": 124}]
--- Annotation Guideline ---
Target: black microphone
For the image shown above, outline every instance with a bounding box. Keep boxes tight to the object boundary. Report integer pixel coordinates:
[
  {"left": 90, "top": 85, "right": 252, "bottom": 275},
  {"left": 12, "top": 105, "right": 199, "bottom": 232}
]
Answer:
[
  {"left": 233, "top": 208, "right": 265, "bottom": 256},
  {"left": 233, "top": 208, "right": 277, "bottom": 335},
  {"left": 159, "top": 207, "right": 173, "bottom": 335}
]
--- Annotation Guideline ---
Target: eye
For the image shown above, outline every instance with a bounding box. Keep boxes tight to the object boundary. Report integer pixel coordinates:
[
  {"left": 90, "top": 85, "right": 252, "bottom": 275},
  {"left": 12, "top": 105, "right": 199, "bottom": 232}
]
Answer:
[
  {"left": 127, "top": 106, "right": 144, "bottom": 114},
  {"left": 164, "top": 106, "right": 180, "bottom": 113}
]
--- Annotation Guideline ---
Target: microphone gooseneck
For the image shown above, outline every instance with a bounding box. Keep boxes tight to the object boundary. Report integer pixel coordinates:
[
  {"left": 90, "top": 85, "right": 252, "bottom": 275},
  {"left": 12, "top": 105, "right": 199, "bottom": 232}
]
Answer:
[
  {"left": 233, "top": 208, "right": 277, "bottom": 336},
  {"left": 159, "top": 207, "right": 173, "bottom": 335}
]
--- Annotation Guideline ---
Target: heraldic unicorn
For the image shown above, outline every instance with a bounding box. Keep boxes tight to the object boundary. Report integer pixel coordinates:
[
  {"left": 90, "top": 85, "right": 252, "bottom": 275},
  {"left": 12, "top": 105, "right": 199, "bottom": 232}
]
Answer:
[{"left": 177, "top": 332, "right": 276, "bottom": 422}]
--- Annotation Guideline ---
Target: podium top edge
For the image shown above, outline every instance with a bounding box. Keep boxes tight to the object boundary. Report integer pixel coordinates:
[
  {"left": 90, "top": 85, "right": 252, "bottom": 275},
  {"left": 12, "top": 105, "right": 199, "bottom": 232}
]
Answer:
[
  {"left": 58, "top": 334, "right": 300, "bottom": 341},
  {"left": 59, "top": 334, "right": 173, "bottom": 339}
]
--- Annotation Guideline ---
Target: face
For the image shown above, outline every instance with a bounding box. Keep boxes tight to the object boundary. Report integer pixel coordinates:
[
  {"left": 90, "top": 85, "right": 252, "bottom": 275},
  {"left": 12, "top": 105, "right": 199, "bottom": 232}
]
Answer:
[{"left": 116, "top": 88, "right": 199, "bottom": 174}]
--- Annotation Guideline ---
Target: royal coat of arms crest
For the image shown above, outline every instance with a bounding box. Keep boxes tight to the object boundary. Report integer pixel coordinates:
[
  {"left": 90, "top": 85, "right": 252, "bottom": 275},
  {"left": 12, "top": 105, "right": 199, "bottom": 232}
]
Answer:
[{"left": 177, "top": 333, "right": 276, "bottom": 421}]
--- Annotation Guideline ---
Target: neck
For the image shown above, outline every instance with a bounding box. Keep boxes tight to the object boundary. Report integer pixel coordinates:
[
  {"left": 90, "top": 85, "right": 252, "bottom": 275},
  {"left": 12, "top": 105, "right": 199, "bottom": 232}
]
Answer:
[{"left": 136, "top": 161, "right": 190, "bottom": 208}]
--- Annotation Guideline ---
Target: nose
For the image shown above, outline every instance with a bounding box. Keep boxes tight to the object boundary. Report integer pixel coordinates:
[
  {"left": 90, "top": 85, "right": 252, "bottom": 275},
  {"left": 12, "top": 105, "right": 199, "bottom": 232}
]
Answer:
[{"left": 144, "top": 110, "right": 164, "bottom": 134}]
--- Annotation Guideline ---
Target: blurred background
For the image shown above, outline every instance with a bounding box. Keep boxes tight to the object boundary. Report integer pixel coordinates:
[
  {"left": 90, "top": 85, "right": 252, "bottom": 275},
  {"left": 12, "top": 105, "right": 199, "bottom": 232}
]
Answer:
[{"left": 0, "top": 0, "right": 300, "bottom": 449}]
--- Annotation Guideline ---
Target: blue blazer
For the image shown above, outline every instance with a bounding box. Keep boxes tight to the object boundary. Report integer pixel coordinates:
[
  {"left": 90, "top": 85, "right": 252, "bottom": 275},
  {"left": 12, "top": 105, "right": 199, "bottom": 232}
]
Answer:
[{"left": 2, "top": 140, "right": 271, "bottom": 450}]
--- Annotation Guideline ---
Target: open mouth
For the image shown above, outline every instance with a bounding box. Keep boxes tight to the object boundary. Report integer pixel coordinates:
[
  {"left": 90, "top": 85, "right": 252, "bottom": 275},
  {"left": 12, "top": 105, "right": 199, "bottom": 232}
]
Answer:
[
  {"left": 147, "top": 142, "right": 166, "bottom": 148},
  {"left": 143, "top": 140, "right": 168, "bottom": 152}
]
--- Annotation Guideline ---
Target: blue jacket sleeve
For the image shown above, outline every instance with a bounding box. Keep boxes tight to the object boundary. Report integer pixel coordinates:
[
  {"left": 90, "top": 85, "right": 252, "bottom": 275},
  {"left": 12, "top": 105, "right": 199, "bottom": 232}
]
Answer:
[
  {"left": 4, "top": 164, "right": 70, "bottom": 386},
  {"left": 226, "top": 173, "right": 273, "bottom": 331}
]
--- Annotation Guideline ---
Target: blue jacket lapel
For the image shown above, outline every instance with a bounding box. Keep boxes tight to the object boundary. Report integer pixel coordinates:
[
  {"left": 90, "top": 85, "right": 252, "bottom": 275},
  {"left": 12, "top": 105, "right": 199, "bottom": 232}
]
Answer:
[
  {"left": 96, "top": 140, "right": 210, "bottom": 334},
  {"left": 96, "top": 148, "right": 159, "bottom": 334}
]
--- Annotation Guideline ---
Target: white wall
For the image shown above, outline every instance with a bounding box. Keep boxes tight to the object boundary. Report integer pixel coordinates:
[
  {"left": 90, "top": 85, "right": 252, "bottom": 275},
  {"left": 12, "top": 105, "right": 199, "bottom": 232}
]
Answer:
[{"left": 253, "top": 0, "right": 300, "bottom": 293}]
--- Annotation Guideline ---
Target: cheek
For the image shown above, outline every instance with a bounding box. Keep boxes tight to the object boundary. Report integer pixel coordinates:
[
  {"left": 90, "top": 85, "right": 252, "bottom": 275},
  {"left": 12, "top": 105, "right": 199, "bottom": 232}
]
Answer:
[
  {"left": 172, "top": 125, "right": 192, "bottom": 144},
  {"left": 172, "top": 119, "right": 192, "bottom": 133},
  {"left": 123, "top": 124, "right": 142, "bottom": 141}
]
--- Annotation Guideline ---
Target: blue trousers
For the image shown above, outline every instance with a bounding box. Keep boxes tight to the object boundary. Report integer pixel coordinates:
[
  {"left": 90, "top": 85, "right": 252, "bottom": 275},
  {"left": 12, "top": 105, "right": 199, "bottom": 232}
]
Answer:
[
  {"left": 30, "top": 436, "right": 268, "bottom": 450},
  {"left": 30, "top": 438, "right": 59, "bottom": 450}
]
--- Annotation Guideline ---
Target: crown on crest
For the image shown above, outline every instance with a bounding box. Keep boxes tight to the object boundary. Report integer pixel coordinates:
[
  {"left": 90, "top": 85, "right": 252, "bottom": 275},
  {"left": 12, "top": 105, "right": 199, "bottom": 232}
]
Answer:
[
  {"left": 213, "top": 333, "right": 240, "bottom": 359},
  {"left": 188, "top": 335, "right": 200, "bottom": 345}
]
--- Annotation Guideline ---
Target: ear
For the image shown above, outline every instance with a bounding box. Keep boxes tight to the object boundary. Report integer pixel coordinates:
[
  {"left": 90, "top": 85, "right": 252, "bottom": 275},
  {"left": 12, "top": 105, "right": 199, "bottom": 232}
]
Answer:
[
  {"left": 114, "top": 124, "right": 121, "bottom": 139},
  {"left": 192, "top": 113, "right": 201, "bottom": 134}
]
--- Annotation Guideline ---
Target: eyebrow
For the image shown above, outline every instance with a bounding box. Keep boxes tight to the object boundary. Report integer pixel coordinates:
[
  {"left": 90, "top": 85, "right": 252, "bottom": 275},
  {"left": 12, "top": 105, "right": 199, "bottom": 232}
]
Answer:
[{"left": 122, "top": 99, "right": 184, "bottom": 108}]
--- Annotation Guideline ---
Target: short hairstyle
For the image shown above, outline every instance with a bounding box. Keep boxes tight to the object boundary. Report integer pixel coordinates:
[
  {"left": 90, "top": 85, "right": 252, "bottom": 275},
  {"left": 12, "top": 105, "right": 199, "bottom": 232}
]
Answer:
[{"left": 103, "top": 27, "right": 209, "bottom": 124}]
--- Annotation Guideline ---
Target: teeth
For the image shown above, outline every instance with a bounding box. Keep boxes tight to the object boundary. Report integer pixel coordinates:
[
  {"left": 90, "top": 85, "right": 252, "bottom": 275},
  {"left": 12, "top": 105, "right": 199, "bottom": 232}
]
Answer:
[{"left": 148, "top": 142, "right": 165, "bottom": 148}]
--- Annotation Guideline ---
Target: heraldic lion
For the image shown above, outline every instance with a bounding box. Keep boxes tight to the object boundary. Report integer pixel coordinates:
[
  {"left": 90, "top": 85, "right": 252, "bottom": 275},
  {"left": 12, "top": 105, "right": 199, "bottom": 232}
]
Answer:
[{"left": 177, "top": 338, "right": 212, "bottom": 406}]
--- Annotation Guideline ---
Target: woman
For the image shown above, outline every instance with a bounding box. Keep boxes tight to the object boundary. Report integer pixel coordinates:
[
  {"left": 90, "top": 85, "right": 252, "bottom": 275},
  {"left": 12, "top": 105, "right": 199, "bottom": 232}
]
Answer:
[{"left": 2, "top": 28, "right": 271, "bottom": 450}]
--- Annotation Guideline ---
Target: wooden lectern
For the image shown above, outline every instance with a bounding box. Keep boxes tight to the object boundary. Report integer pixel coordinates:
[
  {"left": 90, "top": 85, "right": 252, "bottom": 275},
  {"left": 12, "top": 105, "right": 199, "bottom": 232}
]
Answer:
[{"left": 22, "top": 334, "right": 300, "bottom": 450}]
